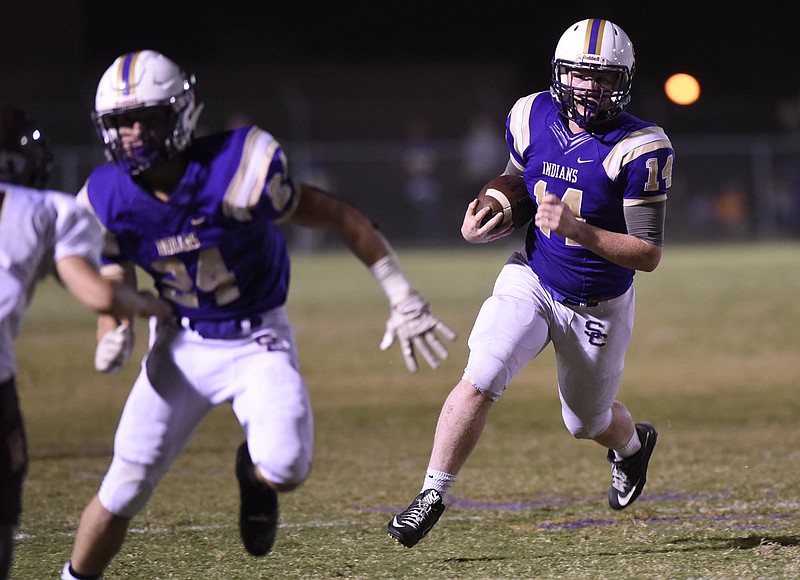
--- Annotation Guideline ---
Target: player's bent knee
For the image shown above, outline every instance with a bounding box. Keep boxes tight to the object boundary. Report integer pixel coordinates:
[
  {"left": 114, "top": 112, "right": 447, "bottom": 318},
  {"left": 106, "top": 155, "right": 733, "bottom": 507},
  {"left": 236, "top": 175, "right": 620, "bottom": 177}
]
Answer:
[
  {"left": 271, "top": 479, "right": 304, "bottom": 493},
  {"left": 98, "top": 457, "right": 156, "bottom": 518},
  {"left": 463, "top": 353, "right": 512, "bottom": 401},
  {"left": 254, "top": 461, "right": 309, "bottom": 492},
  {"left": 566, "top": 424, "right": 594, "bottom": 439},
  {"left": 267, "top": 459, "right": 310, "bottom": 489},
  {"left": 252, "top": 442, "right": 312, "bottom": 490},
  {"left": 562, "top": 409, "right": 612, "bottom": 440}
]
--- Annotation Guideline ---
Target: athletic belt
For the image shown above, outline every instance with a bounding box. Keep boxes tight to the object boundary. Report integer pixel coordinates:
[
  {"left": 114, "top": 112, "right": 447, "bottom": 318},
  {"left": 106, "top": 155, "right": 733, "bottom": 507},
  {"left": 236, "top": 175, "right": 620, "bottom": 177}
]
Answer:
[
  {"left": 175, "top": 314, "right": 265, "bottom": 339},
  {"left": 561, "top": 297, "right": 602, "bottom": 308}
]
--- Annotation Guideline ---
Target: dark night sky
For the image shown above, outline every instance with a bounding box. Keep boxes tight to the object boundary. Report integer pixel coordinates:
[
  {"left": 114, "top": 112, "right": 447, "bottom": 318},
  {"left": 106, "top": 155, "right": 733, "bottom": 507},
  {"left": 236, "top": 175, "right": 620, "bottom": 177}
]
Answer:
[
  {"left": 2, "top": 1, "right": 796, "bottom": 142},
  {"left": 78, "top": 3, "right": 776, "bottom": 74},
  {"left": 78, "top": 2, "right": 788, "bottom": 91}
]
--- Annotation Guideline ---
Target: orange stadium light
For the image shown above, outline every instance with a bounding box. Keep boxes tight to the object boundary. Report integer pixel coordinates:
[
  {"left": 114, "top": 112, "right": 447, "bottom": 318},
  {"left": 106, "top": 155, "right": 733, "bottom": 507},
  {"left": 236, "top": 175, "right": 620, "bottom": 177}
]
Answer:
[{"left": 664, "top": 73, "right": 701, "bottom": 105}]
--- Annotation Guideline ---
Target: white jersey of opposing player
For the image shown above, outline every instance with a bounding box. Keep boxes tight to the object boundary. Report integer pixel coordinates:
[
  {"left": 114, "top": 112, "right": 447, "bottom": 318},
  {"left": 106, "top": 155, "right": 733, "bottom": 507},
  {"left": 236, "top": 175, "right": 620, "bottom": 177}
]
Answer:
[{"left": 0, "top": 183, "right": 102, "bottom": 382}]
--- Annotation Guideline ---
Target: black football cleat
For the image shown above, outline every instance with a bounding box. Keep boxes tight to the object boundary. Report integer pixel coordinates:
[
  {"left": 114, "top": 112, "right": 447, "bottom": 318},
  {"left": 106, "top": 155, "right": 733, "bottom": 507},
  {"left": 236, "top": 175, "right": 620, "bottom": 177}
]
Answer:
[
  {"left": 236, "top": 442, "right": 279, "bottom": 556},
  {"left": 387, "top": 489, "right": 446, "bottom": 548},
  {"left": 607, "top": 422, "right": 658, "bottom": 510}
]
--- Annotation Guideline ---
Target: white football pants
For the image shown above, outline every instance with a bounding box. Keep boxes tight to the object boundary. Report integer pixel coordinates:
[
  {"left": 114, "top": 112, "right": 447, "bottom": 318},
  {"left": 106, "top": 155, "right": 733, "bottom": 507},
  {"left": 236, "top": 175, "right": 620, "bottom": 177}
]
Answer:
[
  {"left": 463, "top": 251, "right": 635, "bottom": 439},
  {"left": 98, "top": 306, "right": 313, "bottom": 517}
]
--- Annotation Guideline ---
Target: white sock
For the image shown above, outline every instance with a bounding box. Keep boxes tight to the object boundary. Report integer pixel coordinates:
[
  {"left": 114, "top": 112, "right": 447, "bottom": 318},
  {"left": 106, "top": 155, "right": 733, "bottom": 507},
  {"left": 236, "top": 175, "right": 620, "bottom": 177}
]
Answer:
[
  {"left": 422, "top": 467, "right": 456, "bottom": 498},
  {"left": 613, "top": 429, "right": 642, "bottom": 460},
  {"left": 61, "top": 561, "right": 103, "bottom": 580},
  {"left": 61, "top": 562, "right": 77, "bottom": 580}
]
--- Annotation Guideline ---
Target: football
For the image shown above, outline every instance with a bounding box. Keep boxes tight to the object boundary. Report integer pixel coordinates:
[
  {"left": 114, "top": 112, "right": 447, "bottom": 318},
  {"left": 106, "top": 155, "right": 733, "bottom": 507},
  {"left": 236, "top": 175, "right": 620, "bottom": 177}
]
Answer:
[{"left": 475, "top": 174, "right": 535, "bottom": 230}]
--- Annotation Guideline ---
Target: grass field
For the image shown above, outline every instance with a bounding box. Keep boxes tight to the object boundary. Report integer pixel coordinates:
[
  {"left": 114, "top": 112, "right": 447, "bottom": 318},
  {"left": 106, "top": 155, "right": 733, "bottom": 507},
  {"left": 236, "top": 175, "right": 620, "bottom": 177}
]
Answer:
[{"left": 10, "top": 242, "right": 800, "bottom": 579}]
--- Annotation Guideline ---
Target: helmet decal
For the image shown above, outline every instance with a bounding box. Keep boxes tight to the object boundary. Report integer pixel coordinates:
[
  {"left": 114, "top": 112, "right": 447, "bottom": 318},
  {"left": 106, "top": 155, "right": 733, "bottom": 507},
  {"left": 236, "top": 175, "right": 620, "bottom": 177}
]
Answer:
[
  {"left": 117, "top": 52, "right": 141, "bottom": 97},
  {"left": 583, "top": 19, "right": 607, "bottom": 56}
]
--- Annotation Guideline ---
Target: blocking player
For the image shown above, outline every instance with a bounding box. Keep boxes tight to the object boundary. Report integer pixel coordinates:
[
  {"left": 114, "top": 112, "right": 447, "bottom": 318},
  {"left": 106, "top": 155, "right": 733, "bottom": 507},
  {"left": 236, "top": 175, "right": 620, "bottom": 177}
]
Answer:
[
  {"left": 0, "top": 105, "right": 169, "bottom": 580},
  {"left": 60, "top": 50, "right": 456, "bottom": 579},
  {"left": 388, "top": 18, "right": 673, "bottom": 547}
]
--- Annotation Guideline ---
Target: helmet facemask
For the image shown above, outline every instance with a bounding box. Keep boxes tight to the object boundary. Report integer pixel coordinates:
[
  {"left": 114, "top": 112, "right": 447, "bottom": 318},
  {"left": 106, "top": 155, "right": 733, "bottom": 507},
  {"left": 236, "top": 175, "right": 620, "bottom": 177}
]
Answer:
[
  {"left": 549, "top": 19, "right": 636, "bottom": 131},
  {"left": 550, "top": 62, "right": 633, "bottom": 129},
  {"left": 93, "top": 92, "right": 194, "bottom": 175}
]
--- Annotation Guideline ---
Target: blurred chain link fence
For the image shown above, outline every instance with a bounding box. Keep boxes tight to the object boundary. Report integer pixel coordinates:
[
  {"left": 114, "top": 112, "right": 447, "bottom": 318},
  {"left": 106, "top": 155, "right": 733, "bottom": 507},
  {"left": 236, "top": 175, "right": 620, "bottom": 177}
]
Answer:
[{"left": 52, "top": 132, "right": 800, "bottom": 252}]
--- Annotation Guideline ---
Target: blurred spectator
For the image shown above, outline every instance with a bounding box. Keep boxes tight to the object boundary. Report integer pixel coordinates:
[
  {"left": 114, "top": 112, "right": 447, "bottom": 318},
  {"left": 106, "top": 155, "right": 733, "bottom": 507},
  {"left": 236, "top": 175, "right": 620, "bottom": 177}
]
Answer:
[
  {"left": 712, "top": 179, "right": 748, "bottom": 238},
  {"left": 461, "top": 114, "right": 507, "bottom": 194},
  {"left": 777, "top": 91, "right": 800, "bottom": 236},
  {"left": 683, "top": 187, "right": 716, "bottom": 237},
  {"left": 402, "top": 119, "right": 442, "bottom": 244},
  {"left": 777, "top": 91, "right": 800, "bottom": 133}
]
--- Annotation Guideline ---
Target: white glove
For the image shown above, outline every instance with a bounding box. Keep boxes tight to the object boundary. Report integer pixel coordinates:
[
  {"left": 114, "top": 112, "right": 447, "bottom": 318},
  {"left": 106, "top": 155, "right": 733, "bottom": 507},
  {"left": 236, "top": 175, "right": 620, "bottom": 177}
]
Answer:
[
  {"left": 380, "top": 292, "right": 457, "bottom": 373},
  {"left": 94, "top": 322, "right": 134, "bottom": 374}
]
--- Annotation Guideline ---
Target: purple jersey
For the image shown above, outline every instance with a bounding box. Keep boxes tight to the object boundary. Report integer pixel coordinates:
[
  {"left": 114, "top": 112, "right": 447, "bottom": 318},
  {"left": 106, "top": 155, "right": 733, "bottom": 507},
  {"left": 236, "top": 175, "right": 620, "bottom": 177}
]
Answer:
[
  {"left": 80, "top": 125, "right": 299, "bottom": 324},
  {"left": 506, "top": 91, "right": 674, "bottom": 303}
]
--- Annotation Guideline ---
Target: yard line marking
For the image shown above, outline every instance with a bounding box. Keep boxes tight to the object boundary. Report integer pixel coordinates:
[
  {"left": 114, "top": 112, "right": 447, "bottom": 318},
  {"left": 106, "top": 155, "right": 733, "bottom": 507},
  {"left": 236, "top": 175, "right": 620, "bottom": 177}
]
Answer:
[{"left": 15, "top": 519, "right": 363, "bottom": 541}]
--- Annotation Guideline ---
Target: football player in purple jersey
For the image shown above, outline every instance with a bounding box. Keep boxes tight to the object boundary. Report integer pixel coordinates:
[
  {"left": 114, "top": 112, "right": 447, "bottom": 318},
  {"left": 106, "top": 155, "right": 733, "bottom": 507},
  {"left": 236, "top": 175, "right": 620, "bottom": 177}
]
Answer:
[
  {"left": 388, "top": 18, "right": 673, "bottom": 548},
  {"left": 0, "top": 105, "right": 169, "bottom": 580},
  {"left": 60, "top": 50, "right": 455, "bottom": 579}
]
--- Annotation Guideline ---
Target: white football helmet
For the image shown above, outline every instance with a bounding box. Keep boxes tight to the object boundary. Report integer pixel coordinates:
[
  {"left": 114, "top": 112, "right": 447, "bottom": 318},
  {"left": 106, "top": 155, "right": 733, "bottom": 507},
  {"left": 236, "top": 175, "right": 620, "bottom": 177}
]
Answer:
[
  {"left": 550, "top": 19, "right": 635, "bottom": 129},
  {"left": 92, "top": 50, "right": 199, "bottom": 174}
]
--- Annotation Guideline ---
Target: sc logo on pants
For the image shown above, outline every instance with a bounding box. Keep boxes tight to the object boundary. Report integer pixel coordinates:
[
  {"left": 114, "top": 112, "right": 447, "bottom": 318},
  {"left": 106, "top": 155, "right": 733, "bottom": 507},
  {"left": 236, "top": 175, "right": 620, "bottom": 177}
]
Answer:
[
  {"left": 584, "top": 320, "right": 608, "bottom": 347},
  {"left": 255, "top": 331, "right": 290, "bottom": 351}
]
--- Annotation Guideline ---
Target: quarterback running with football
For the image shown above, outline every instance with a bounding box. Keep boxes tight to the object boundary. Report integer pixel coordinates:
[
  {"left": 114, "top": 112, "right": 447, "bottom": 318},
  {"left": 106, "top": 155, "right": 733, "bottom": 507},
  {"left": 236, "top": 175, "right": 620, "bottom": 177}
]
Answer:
[
  {"left": 0, "top": 105, "right": 169, "bottom": 580},
  {"left": 60, "top": 51, "right": 455, "bottom": 579},
  {"left": 388, "top": 18, "right": 673, "bottom": 548}
]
